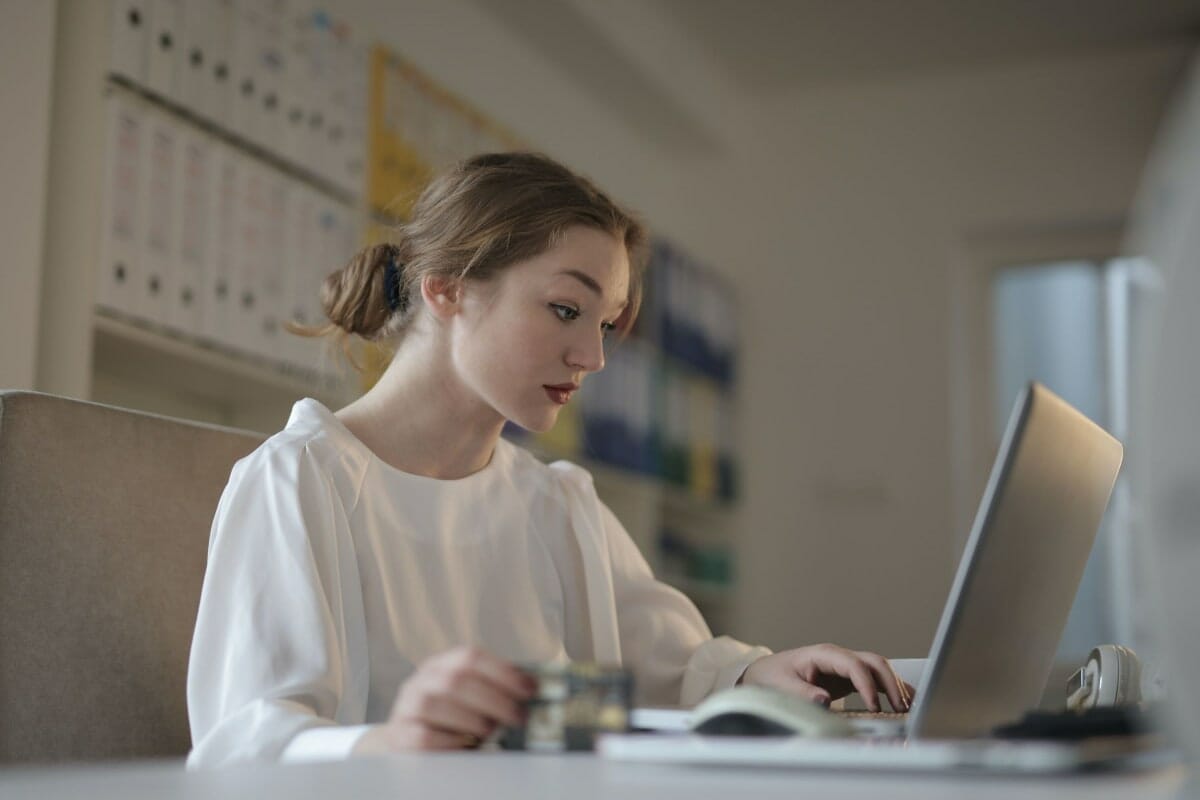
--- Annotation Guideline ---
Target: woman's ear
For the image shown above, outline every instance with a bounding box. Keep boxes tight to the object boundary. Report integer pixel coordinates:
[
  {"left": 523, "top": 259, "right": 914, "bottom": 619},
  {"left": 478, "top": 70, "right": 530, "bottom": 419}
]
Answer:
[{"left": 420, "top": 275, "right": 463, "bottom": 320}]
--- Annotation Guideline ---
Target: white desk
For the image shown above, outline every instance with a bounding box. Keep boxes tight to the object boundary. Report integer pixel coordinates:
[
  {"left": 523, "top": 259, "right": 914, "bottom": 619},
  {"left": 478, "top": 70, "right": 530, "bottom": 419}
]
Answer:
[{"left": 0, "top": 754, "right": 1188, "bottom": 800}]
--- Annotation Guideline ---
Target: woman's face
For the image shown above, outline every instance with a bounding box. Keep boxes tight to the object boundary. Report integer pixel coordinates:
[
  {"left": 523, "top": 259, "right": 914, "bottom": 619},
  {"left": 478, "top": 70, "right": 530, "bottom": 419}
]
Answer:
[{"left": 449, "top": 225, "right": 630, "bottom": 433}]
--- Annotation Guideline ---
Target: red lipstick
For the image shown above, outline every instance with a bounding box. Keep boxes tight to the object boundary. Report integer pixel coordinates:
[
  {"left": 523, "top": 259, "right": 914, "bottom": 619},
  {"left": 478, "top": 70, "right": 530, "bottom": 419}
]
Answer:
[{"left": 544, "top": 383, "right": 578, "bottom": 405}]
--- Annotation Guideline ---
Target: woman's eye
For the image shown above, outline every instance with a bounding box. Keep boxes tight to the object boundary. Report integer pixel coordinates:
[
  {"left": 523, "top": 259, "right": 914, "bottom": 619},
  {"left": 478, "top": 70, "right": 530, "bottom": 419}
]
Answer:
[
  {"left": 551, "top": 303, "right": 580, "bottom": 321},
  {"left": 601, "top": 321, "right": 617, "bottom": 338}
]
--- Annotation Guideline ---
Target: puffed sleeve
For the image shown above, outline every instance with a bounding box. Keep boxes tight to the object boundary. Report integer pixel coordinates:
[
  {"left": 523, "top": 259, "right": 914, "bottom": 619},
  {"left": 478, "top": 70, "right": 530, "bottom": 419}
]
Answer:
[
  {"left": 186, "top": 440, "right": 371, "bottom": 767},
  {"left": 599, "top": 500, "right": 772, "bottom": 707},
  {"left": 551, "top": 461, "right": 770, "bottom": 707}
]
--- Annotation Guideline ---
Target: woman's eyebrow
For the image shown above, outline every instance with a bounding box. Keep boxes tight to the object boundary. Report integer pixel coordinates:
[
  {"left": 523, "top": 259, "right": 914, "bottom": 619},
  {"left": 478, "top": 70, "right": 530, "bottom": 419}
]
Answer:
[
  {"left": 557, "top": 269, "right": 628, "bottom": 313},
  {"left": 558, "top": 269, "right": 603, "bottom": 296}
]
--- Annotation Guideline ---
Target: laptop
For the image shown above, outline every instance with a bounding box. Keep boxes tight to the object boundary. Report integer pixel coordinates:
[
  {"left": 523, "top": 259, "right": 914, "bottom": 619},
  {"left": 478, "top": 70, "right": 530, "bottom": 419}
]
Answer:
[{"left": 602, "top": 382, "right": 1131, "bottom": 771}]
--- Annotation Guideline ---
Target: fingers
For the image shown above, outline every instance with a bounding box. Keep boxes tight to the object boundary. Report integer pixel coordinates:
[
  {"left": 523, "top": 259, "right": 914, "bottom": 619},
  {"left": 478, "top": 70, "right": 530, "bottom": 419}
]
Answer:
[
  {"left": 388, "top": 646, "right": 536, "bottom": 751},
  {"left": 854, "top": 651, "right": 911, "bottom": 713},
  {"left": 748, "top": 645, "right": 914, "bottom": 713},
  {"left": 790, "top": 681, "right": 832, "bottom": 707}
]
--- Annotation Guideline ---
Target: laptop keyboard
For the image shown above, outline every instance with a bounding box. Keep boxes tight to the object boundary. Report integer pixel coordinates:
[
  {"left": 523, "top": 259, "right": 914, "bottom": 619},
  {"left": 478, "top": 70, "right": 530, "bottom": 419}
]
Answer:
[{"left": 836, "top": 710, "right": 909, "bottom": 721}]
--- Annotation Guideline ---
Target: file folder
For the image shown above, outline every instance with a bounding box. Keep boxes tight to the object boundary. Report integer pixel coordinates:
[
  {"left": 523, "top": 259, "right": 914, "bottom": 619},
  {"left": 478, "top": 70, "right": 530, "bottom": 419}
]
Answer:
[
  {"left": 281, "top": 2, "right": 314, "bottom": 167},
  {"left": 253, "top": 0, "right": 288, "bottom": 152},
  {"left": 201, "top": 141, "right": 238, "bottom": 346},
  {"left": 138, "top": 106, "right": 179, "bottom": 328},
  {"left": 146, "top": 0, "right": 182, "bottom": 101},
  {"left": 178, "top": 0, "right": 212, "bottom": 118},
  {"left": 254, "top": 169, "right": 289, "bottom": 363},
  {"left": 205, "top": 0, "right": 235, "bottom": 128},
  {"left": 109, "top": 0, "right": 150, "bottom": 84},
  {"left": 230, "top": 0, "right": 263, "bottom": 143},
  {"left": 281, "top": 181, "right": 321, "bottom": 371},
  {"left": 229, "top": 153, "right": 267, "bottom": 354},
  {"left": 171, "top": 125, "right": 211, "bottom": 337},
  {"left": 96, "top": 94, "right": 145, "bottom": 319}
]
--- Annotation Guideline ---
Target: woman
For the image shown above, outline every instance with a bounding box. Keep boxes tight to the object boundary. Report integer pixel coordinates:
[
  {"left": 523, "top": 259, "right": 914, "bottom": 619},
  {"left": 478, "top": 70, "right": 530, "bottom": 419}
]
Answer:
[{"left": 186, "top": 152, "right": 909, "bottom": 767}]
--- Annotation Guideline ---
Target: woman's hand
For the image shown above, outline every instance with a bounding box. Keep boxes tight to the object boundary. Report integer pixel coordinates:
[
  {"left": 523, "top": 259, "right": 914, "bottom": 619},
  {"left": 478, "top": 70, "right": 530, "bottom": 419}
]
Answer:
[
  {"left": 739, "top": 644, "right": 914, "bottom": 712},
  {"left": 355, "top": 646, "right": 536, "bottom": 754}
]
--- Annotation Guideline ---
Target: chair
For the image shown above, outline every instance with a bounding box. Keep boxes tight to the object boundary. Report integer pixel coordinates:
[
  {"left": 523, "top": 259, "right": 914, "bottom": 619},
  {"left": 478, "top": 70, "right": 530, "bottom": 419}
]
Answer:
[{"left": 0, "top": 391, "right": 263, "bottom": 763}]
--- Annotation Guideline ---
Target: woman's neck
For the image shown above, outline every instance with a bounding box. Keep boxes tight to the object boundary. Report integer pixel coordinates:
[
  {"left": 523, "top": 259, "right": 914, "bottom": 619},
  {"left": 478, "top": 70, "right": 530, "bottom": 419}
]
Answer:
[{"left": 335, "top": 336, "right": 504, "bottom": 480}]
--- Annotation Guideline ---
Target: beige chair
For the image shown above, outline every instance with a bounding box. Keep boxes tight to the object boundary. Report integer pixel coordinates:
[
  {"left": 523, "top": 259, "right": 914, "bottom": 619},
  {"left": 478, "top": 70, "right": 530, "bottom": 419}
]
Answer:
[{"left": 0, "top": 391, "right": 263, "bottom": 763}]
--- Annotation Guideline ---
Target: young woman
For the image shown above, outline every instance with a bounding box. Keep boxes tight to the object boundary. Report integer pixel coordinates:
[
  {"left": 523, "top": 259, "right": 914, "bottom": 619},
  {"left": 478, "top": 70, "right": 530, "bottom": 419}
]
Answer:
[{"left": 186, "top": 152, "right": 909, "bottom": 767}]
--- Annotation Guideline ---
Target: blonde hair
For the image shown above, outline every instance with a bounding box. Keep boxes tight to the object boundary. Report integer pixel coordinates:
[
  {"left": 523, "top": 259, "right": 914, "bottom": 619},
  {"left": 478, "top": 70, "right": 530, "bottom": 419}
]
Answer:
[{"left": 301, "top": 152, "right": 647, "bottom": 363}]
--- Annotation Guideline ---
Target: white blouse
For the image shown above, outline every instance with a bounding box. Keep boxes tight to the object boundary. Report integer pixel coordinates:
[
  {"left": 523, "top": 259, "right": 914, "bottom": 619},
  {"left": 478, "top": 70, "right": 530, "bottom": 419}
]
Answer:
[{"left": 186, "top": 399, "right": 769, "bottom": 767}]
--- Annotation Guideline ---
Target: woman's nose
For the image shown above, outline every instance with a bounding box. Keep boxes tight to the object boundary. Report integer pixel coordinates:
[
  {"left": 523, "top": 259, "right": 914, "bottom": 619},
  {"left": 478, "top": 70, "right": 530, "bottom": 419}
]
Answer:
[{"left": 566, "top": 329, "right": 605, "bottom": 373}]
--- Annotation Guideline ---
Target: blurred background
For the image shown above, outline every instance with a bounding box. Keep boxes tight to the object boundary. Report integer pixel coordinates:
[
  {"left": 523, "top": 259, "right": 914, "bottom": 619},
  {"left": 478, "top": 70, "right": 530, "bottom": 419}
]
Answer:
[{"left": 3, "top": 0, "right": 1200, "bottom": 678}]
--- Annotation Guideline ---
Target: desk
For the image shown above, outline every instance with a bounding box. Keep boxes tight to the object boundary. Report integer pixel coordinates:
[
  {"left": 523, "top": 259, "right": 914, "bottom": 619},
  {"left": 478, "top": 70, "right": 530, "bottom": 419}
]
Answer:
[{"left": 0, "top": 754, "right": 1188, "bottom": 800}]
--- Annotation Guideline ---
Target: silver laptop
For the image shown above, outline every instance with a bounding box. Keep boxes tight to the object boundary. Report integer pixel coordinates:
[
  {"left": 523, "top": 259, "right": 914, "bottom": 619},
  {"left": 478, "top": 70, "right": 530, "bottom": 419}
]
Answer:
[{"left": 603, "top": 383, "right": 1128, "bottom": 770}]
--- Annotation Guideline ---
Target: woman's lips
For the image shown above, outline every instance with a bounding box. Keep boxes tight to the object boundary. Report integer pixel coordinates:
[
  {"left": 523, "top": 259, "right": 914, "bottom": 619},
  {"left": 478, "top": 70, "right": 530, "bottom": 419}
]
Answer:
[{"left": 544, "top": 385, "right": 576, "bottom": 405}]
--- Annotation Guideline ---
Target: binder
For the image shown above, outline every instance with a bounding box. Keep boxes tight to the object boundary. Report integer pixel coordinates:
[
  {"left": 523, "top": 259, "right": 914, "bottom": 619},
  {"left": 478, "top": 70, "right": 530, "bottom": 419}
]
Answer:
[
  {"left": 229, "top": 153, "right": 267, "bottom": 354},
  {"left": 341, "top": 39, "right": 369, "bottom": 196},
  {"left": 281, "top": 180, "right": 320, "bottom": 371},
  {"left": 280, "top": 1, "right": 314, "bottom": 167},
  {"left": 138, "top": 106, "right": 179, "bottom": 329},
  {"left": 178, "top": 0, "right": 212, "bottom": 117},
  {"left": 146, "top": 0, "right": 182, "bottom": 101},
  {"left": 254, "top": 169, "right": 289, "bottom": 363},
  {"left": 254, "top": 0, "right": 288, "bottom": 152},
  {"left": 205, "top": 0, "right": 235, "bottom": 128},
  {"left": 229, "top": 0, "right": 263, "bottom": 142},
  {"left": 308, "top": 10, "right": 336, "bottom": 185},
  {"left": 201, "top": 141, "right": 238, "bottom": 346},
  {"left": 96, "top": 93, "right": 145, "bottom": 318},
  {"left": 171, "top": 125, "right": 210, "bottom": 337},
  {"left": 109, "top": 0, "right": 150, "bottom": 85}
]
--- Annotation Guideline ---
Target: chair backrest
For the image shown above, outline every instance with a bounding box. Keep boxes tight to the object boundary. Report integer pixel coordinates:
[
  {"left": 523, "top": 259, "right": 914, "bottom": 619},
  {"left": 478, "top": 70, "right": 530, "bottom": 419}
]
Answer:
[{"left": 0, "top": 391, "right": 264, "bottom": 763}]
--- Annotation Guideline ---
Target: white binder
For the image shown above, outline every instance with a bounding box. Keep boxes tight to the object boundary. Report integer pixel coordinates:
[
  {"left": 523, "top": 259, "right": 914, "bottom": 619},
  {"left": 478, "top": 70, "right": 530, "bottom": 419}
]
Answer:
[
  {"left": 109, "top": 0, "right": 150, "bottom": 85},
  {"left": 171, "top": 125, "right": 211, "bottom": 337},
  {"left": 280, "top": 1, "right": 313, "bottom": 167},
  {"left": 201, "top": 141, "right": 238, "bottom": 347},
  {"left": 229, "top": 0, "right": 263, "bottom": 143},
  {"left": 96, "top": 93, "right": 145, "bottom": 319},
  {"left": 337, "top": 35, "right": 368, "bottom": 196},
  {"left": 308, "top": 11, "right": 337, "bottom": 185},
  {"left": 229, "top": 154, "right": 267, "bottom": 355},
  {"left": 138, "top": 106, "right": 179, "bottom": 329},
  {"left": 205, "top": 0, "right": 235, "bottom": 128},
  {"left": 146, "top": 0, "right": 182, "bottom": 101},
  {"left": 177, "top": 0, "right": 211, "bottom": 118},
  {"left": 281, "top": 180, "right": 319, "bottom": 371},
  {"left": 254, "top": 169, "right": 289, "bottom": 363},
  {"left": 254, "top": 0, "right": 288, "bottom": 152}
]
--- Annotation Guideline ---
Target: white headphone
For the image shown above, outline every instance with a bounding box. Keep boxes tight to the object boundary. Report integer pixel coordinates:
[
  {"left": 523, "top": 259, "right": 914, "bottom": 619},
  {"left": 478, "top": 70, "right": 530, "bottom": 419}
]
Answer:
[{"left": 1065, "top": 644, "right": 1142, "bottom": 711}]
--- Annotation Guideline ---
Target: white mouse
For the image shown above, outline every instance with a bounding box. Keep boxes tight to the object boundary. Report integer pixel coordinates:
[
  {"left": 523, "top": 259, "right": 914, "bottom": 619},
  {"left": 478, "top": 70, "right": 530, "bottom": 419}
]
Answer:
[{"left": 688, "top": 686, "right": 855, "bottom": 738}]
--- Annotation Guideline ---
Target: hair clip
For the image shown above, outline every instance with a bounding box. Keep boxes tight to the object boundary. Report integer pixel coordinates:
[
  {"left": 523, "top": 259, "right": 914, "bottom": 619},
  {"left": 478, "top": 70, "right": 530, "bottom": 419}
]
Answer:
[{"left": 384, "top": 253, "right": 406, "bottom": 313}]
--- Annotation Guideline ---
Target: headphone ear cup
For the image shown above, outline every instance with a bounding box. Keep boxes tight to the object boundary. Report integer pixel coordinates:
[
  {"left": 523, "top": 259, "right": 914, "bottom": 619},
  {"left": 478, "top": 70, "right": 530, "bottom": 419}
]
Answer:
[
  {"left": 1092, "top": 644, "right": 1143, "bottom": 707},
  {"left": 1113, "top": 645, "right": 1142, "bottom": 705}
]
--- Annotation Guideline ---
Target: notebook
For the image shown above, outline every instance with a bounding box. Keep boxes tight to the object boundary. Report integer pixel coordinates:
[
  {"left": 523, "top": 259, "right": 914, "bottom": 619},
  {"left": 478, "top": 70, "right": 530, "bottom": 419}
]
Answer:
[{"left": 605, "top": 382, "right": 1128, "bottom": 772}]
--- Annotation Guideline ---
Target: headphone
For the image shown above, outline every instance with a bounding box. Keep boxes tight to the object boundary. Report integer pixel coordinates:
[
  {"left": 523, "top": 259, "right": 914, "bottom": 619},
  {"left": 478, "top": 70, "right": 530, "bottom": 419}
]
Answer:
[{"left": 1065, "top": 644, "right": 1142, "bottom": 711}]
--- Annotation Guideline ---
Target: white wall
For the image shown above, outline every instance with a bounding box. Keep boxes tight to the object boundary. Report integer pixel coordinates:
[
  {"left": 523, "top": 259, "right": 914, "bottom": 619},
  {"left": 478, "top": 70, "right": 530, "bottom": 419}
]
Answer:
[
  {"left": 0, "top": 1, "right": 56, "bottom": 390},
  {"left": 727, "top": 45, "right": 1190, "bottom": 655}
]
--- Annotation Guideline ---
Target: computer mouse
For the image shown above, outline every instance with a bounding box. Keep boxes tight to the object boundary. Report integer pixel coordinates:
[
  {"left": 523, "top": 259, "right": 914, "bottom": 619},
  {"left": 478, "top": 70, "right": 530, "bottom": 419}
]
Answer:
[{"left": 689, "top": 686, "right": 855, "bottom": 738}]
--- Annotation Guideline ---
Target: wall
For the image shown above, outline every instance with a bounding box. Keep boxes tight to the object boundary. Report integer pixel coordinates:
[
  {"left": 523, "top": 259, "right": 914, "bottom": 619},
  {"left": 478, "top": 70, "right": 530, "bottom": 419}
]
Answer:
[{"left": 0, "top": 2, "right": 56, "bottom": 390}]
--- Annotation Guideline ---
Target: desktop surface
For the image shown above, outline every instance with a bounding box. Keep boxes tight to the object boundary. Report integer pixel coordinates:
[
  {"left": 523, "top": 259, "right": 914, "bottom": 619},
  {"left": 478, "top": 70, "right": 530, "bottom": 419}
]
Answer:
[{"left": 0, "top": 752, "right": 1186, "bottom": 800}]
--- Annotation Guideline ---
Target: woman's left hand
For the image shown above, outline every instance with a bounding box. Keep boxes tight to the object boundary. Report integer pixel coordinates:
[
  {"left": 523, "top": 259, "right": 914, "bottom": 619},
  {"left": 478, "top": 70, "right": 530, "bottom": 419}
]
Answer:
[{"left": 739, "top": 644, "right": 914, "bottom": 712}]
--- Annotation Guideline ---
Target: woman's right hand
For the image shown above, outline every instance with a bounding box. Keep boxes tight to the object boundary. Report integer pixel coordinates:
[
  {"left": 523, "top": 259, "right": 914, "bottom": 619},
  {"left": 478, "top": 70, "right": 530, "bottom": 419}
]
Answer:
[{"left": 354, "top": 646, "right": 536, "bottom": 754}]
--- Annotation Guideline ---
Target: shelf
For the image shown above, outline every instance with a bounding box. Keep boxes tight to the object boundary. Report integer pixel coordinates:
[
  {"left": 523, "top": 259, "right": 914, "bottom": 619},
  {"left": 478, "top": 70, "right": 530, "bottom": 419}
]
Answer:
[
  {"left": 105, "top": 76, "right": 358, "bottom": 207},
  {"left": 92, "top": 311, "right": 357, "bottom": 415}
]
